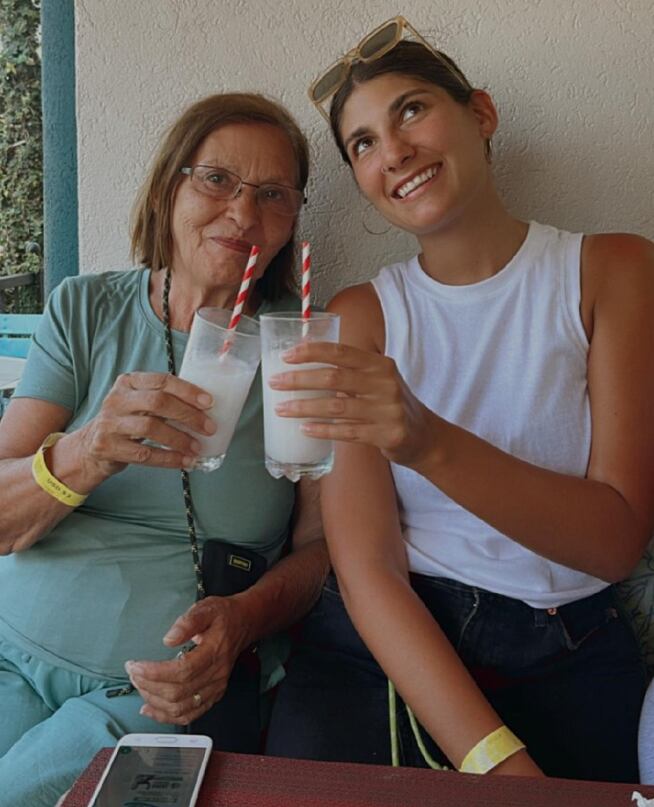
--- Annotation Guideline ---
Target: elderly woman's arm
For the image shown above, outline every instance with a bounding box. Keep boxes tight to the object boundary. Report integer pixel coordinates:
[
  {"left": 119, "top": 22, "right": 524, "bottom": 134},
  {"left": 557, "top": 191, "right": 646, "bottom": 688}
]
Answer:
[
  {"left": 0, "top": 374, "right": 217, "bottom": 555},
  {"left": 0, "top": 399, "right": 92, "bottom": 554},
  {"left": 126, "top": 478, "right": 330, "bottom": 726},
  {"left": 231, "top": 477, "right": 329, "bottom": 641}
]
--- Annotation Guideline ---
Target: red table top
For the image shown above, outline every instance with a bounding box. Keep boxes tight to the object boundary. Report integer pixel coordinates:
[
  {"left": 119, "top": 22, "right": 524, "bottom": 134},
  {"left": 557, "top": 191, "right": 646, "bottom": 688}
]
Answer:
[{"left": 63, "top": 748, "right": 654, "bottom": 807}]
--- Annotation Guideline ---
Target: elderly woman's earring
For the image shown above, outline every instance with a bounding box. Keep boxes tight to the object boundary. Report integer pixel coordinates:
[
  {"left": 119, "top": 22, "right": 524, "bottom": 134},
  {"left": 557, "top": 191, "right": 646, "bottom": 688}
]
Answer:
[{"left": 362, "top": 202, "right": 391, "bottom": 236}]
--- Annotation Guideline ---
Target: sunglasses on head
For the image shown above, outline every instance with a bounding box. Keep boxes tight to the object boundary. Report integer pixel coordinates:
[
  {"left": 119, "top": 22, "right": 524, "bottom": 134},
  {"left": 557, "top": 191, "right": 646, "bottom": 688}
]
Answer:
[{"left": 308, "top": 16, "right": 472, "bottom": 122}]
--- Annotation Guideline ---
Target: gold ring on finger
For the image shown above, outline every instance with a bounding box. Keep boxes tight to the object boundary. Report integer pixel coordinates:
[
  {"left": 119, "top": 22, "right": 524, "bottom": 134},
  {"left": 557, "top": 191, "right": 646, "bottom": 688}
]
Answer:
[{"left": 192, "top": 692, "right": 202, "bottom": 707}]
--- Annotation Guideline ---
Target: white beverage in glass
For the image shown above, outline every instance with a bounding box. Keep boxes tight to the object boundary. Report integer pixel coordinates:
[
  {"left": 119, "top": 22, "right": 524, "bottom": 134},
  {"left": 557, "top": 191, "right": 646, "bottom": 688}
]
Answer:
[
  {"left": 261, "top": 312, "right": 340, "bottom": 482},
  {"left": 177, "top": 307, "right": 260, "bottom": 472}
]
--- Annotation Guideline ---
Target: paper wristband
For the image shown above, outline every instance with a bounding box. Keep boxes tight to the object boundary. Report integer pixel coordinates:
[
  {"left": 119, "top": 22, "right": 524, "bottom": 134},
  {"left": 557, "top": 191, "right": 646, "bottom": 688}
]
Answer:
[
  {"left": 459, "top": 726, "right": 525, "bottom": 774},
  {"left": 32, "top": 432, "right": 88, "bottom": 508}
]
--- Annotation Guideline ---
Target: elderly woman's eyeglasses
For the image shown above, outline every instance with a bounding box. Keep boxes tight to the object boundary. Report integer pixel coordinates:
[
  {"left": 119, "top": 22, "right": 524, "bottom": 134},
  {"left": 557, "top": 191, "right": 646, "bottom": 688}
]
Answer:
[
  {"left": 308, "top": 16, "right": 472, "bottom": 122},
  {"left": 180, "top": 165, "right": 306, "bottom": 217}
]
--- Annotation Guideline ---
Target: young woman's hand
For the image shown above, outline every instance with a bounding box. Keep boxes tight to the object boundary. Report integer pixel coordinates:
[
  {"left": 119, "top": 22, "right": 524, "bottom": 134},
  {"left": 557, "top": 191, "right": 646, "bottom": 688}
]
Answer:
[{"left": 268, "top": 341, "right": 439, "bottom": 468}]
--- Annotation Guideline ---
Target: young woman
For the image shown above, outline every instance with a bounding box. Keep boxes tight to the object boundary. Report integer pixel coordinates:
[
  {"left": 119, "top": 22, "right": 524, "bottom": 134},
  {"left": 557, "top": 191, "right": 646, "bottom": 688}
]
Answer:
[{"left": 265, "top": 19, "right": 654, "bottom": 781}]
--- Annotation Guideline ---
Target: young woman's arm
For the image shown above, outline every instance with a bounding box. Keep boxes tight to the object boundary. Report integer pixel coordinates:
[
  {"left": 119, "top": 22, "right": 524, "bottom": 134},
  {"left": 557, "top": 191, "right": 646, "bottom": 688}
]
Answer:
[
  {"left": 273, "top": 234, "right": 654, "bottom": 581},
  {"left": 319, "top": 293, "right": 540, "bottom": 774}
]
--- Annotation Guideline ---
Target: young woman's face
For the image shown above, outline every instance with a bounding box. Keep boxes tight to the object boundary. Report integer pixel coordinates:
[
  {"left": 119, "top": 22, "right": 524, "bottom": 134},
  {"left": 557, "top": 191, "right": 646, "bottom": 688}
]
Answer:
[{"left": 339, "top": 73, "right": 496, "bottom": 237}]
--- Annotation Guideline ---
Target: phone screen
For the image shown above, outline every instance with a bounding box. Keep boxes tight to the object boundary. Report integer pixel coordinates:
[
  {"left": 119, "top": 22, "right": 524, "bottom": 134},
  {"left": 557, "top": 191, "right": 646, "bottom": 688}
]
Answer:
[{"left": 91, "top": 744, "right": 207, "bottom": 806}]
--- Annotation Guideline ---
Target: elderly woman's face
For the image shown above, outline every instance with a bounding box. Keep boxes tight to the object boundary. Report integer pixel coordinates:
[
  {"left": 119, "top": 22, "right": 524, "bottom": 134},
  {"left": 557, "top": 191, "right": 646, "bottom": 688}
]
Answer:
[{"left": 170, "top": 122, "right": 299, "bottom": 289}]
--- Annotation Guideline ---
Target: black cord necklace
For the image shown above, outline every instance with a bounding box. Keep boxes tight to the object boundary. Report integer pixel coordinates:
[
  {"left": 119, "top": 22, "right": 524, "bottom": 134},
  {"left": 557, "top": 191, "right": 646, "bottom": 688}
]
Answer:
[
  {"left": 105, "top": 270, "right": 204, "bottom": 699},
  {"left": 162, "top": 268, "right": 205, "bottom": 602}
]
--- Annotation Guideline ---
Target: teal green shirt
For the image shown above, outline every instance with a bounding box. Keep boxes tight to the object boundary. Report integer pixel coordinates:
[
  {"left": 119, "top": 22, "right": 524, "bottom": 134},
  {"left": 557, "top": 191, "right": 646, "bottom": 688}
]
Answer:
[{"left": 0, "top": 269, "right": 299, "bottom": 682}]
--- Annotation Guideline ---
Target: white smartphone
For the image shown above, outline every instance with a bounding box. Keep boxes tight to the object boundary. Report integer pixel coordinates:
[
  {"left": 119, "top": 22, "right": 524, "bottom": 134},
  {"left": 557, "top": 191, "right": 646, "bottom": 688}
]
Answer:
[{"left": 87, "top": 733, "right": 212, "bottom": 807}]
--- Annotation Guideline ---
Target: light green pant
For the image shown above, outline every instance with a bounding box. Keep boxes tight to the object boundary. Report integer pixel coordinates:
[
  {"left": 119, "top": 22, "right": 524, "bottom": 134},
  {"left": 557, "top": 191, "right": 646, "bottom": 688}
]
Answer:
[{"left": 0, "top": 635, "right": 176, "bottom": 807}]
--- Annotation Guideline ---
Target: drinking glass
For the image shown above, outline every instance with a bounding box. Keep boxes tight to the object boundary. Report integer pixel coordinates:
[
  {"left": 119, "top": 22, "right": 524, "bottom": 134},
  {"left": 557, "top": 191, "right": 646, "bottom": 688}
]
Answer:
[
  {"left": 178, "top": 307, "right": 260, "bottom": 472},
  {"left": 261, "top": 312, "right": 340, "bottom": 482}
]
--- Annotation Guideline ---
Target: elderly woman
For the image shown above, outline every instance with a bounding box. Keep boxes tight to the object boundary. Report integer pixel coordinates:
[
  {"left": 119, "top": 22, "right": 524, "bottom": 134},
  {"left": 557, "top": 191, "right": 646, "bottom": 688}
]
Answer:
[{"left": 0, "top": 93, "right": 329, "bottom": 806}]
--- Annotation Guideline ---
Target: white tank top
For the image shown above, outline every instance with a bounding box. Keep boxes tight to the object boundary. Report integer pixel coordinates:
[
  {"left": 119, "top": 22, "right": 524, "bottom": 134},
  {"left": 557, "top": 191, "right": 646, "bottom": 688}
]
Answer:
[{"left": 371, "top": 221, "right": 607, "bottom": 608}]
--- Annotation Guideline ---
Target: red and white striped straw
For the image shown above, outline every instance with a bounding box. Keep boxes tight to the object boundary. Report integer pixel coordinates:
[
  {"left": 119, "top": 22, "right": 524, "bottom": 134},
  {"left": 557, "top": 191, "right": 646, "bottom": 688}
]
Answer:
[
  {"left": 227, "top": 244, "right": 260, "bottom": 332},
  {"left": 221, "top": 244, "right": 260, "bottom": 356},
  {"left": 301, "top": 241, "right": 311, "bottom": 337}
]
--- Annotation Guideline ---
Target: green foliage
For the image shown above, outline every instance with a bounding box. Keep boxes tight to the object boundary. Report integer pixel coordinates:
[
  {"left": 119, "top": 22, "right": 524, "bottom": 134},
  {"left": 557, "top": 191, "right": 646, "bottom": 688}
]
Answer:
[{"left": 0, "top": 0, "right": 42, "bottom": 311}]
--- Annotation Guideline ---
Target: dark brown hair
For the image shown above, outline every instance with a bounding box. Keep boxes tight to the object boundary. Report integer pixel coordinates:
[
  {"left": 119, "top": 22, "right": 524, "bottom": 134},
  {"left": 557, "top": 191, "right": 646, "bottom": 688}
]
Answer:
[
  {"left": 329, "top": 41, "right": 479, "bottom": 164},
  {"left": 131, "top": 93, "right": 309, "bottom": 301}
]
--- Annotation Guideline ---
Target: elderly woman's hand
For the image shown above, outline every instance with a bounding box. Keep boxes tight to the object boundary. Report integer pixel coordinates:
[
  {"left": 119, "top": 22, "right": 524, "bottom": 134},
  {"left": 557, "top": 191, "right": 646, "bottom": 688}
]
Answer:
[
  {"left": 124, "top": 595, "right": 253, "bottom": 725},
  {"left": 77, "top": 371, "right": 216, "bottom": 477},
  {"left": 268, "top": 341, "right": 439, "bottom": 468}
]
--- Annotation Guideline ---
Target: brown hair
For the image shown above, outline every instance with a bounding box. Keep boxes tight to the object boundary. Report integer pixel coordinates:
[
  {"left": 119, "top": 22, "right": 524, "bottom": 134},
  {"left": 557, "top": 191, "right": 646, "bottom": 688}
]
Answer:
[
  {"left": 130, "top": 93, "right": 309, "bottom": 301},
  {"left": 329, "top": 41, "right": 483, "bottom": 164}
]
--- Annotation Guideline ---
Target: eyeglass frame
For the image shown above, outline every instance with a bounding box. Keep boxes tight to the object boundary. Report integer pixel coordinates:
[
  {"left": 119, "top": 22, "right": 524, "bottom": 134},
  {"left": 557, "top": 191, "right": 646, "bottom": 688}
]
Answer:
[
  {"left": 179, "top": 165, "right": 307, "bottom": 216},
  {"left": 308, "top": 15, "right": 473, "bottom": 122}
]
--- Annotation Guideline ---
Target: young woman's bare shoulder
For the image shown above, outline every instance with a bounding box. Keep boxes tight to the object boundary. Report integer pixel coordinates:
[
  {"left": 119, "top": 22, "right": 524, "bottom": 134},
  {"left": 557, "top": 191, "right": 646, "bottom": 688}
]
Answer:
[
  {"left": 583, "top": 232, "right": 654, "bottom": 286},
  {"left": 326, "top": 283, "right": 384, "bottom": 353},
  {"left": 581, "top": 233, "right": 654, "bottom": 333}
]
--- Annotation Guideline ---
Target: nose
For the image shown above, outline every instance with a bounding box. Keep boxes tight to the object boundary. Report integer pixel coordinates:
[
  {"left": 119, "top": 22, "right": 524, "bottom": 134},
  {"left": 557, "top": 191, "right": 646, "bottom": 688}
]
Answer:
[
  {"left": 380, "top": 132, "right": 415, "bottom": 174},
  {"left": 225, "top": 184, "right": 261, "bottom": 230}
]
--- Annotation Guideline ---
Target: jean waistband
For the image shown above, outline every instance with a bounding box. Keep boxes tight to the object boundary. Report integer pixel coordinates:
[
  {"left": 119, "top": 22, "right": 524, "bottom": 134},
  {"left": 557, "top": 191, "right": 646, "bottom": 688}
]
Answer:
[{"left": 408, "top": 571, "right": 615, "bottom": 623}]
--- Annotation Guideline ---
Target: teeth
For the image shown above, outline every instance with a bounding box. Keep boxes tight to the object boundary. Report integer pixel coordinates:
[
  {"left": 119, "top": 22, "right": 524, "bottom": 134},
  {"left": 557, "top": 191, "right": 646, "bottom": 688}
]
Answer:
[{"left": 397, "top": 166, "right": 437, "bottom": 199}]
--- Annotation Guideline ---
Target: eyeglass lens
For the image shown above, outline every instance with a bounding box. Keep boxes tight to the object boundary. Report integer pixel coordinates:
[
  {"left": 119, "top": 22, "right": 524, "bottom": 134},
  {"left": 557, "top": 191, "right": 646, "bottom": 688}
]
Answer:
[
  {"left": 312, "top": 61, "right": 350, "bottom": 103},
  {"left": 311, "top": 19, "right": 402, "bottom": 103},
  {"left": 359, "top": 20, "right": 401, "bottom": 60},
  {"left": 193, "top": 167, "right": 301, "bottom": 215}
]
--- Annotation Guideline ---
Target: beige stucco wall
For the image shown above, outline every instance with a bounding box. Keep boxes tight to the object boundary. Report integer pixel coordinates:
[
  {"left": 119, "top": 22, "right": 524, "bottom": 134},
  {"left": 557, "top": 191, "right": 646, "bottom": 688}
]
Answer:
[{"left": 75, "top": 0, "right": 654, "bottom": 303}]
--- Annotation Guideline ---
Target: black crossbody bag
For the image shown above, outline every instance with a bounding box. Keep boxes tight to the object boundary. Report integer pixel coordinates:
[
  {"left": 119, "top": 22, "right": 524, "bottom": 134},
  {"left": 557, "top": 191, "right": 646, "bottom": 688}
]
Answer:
[{"left": 200, "top": 540, "right": 267, "bottom": 598}]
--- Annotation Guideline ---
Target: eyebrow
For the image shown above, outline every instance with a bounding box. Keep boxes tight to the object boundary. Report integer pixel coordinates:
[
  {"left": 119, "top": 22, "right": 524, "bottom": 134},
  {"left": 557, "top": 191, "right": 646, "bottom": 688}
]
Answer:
[{"left": 343, "top": 89, "right": 432, "bottom": 153}]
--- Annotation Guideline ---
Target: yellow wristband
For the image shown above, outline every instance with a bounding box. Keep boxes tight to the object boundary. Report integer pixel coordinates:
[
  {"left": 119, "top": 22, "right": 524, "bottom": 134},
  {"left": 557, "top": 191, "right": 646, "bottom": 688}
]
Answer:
[
  {"left": 459, "top": 726, "right": 525, "bottom": 774},
  {"left": 32, "top": 432, "right": 88, "bottom": 508}
]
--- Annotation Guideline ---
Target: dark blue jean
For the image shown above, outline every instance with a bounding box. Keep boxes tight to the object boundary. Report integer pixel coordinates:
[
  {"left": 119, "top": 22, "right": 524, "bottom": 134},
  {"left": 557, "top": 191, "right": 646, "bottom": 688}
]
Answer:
[{"left": 266, "top": 572, "right": 646, "bottom": 781}]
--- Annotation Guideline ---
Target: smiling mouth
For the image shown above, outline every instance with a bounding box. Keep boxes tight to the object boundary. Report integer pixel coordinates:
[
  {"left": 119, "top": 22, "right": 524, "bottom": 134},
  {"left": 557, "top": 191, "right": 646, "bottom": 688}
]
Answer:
[
  {"left": 211, "top": 237, "right": 252, "bottom": 254},
  {"left": 393, "top": 165, "right": 440, "bottom": 199}
]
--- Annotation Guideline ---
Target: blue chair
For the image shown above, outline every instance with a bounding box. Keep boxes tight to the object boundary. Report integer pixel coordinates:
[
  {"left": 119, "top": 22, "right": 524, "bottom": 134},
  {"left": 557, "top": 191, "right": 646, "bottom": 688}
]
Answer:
[
  {"left": 0, "top": 314, "right": 42, "bottom": 358},
  {"left": 0, "top": 314, "right": 41, "bottom": 417}
]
